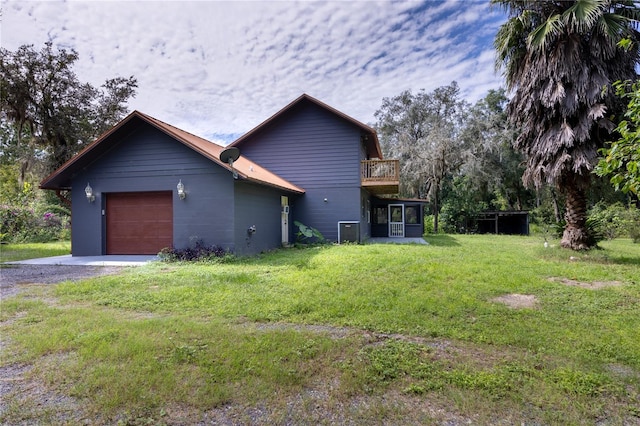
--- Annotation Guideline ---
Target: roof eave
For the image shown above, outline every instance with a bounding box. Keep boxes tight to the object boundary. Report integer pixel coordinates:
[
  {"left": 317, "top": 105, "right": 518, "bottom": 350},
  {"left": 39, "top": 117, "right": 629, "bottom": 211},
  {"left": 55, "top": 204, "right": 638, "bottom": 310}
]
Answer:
[
  {"left": 40, "top": 110, "right": 143, "bottom": 190},
  {"left": 241, "top": 176, "right": 305, "bottom": 194}
]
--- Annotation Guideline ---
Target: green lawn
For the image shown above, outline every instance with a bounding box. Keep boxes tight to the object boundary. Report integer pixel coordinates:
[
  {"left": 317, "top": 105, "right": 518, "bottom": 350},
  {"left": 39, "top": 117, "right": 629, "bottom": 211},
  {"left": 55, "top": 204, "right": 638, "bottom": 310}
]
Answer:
[
  {"left": 0, "top": 241, "right": 71, "bottom": 262},
  {"left": 1, "top": 235, "right": 639, "bottom": 424}
]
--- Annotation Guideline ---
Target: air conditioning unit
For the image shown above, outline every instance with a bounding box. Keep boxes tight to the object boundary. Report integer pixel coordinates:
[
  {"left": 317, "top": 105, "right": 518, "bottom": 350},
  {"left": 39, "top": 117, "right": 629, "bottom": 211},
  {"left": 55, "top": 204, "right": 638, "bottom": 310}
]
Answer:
[{"left": 338, "top": 221, "right": 360, "bottom": 243}]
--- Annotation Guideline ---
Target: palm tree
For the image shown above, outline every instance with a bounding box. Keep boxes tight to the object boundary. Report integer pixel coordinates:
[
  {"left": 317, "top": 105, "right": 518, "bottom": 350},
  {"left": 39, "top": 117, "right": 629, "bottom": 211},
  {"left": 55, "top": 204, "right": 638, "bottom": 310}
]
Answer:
[{"left": 494, "top": 0, "right": 640, "bottom": 249}]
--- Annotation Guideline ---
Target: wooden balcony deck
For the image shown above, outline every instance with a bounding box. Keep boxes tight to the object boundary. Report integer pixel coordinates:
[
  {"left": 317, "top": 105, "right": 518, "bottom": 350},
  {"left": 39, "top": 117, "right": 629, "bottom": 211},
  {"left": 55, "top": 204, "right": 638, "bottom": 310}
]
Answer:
[{"left": 361, "top": 159, "right": 399, "bottom": 195}]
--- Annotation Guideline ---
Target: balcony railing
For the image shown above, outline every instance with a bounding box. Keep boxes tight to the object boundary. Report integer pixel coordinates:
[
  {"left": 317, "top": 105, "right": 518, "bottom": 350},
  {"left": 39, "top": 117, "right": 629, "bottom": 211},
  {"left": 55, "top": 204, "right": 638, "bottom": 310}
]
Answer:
[{"left": 361, "top": 159, "right": 399, "bottom": 195}]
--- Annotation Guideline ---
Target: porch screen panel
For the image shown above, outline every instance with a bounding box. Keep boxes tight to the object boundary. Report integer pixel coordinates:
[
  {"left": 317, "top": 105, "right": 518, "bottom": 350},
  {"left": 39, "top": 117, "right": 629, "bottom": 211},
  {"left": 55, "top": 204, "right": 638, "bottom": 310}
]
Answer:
[
  {"left": 388, "top": 205, "right": 404, "bottom": 237},
  {"left": 389, "top": 222, "right": 404, "bottom": 237}
]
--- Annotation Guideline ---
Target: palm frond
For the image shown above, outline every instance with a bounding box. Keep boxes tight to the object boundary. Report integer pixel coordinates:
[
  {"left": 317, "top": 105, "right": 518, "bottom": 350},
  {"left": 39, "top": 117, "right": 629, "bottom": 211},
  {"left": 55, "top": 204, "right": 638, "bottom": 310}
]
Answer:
[
  {"left": 613, "top": 0, "right": 640, "bottom": 22},
  {"left": 564, "top": 0, "right": 605, "bottom": 32},
  {"left": 491, "top": 0, "right": 542, "bottom": 18},
  {"left": 528, "top": 14, "right": 563, "bottom": 50},
  {"left": 559, "top": 121, "right": 576, "bottom": 147},
  {"left": 494, "top": 17, "right": 523, "bottom": 60},
  {"left": 494, "top": 17, "right": 531, "bottom": 86},
  {"left": 598, "top": 12, "right": 630, "bottom": 38}
]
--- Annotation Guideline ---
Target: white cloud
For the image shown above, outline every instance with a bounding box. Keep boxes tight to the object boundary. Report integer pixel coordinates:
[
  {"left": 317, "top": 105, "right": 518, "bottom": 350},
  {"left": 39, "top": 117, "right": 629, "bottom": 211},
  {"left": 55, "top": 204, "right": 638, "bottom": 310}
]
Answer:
[{"left": 1, "top": 0, "right": 506, "bottom": 143}]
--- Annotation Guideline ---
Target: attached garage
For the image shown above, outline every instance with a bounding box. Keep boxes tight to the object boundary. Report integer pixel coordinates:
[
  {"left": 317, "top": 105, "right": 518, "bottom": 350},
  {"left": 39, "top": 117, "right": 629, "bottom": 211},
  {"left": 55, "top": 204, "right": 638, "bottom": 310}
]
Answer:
[
  {"left": 39, "top": 110, "right": 304, "bottom": 256},
  {"left": 106, "top": 192, "right": 173, "bottom": 254}
]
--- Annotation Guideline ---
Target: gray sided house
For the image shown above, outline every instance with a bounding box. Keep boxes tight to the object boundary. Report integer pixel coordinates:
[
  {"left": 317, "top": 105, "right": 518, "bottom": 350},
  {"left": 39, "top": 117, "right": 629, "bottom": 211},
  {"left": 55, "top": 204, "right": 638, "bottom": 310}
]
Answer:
[{"left": 40, "top": 94, "right": 423, "bottom": 256}]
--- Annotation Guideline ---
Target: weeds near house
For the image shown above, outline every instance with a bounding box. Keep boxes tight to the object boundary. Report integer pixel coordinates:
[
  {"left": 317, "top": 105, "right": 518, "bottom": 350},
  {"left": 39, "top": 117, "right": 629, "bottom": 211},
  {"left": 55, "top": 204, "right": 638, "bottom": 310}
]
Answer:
[
  {"left": 158, "top": 240, "right": 231, "bottom": 262},
  {"left": 1, "top": 235, "right": 639, "bottom": 424}
]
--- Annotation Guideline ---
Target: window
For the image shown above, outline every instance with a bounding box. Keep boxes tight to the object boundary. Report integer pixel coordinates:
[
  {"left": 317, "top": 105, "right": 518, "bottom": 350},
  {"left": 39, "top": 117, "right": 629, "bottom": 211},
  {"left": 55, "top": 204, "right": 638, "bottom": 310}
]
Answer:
[
  {"left": 373, "top": 207, "right": 387, "bottom": 224},
  {"left": 405, "top": 205, "right": 420, "bottom": 224}
]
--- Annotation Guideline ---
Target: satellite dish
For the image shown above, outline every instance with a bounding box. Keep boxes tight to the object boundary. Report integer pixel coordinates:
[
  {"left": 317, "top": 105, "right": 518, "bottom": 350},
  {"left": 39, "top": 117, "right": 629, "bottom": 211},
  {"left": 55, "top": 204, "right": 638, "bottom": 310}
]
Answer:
[
  {"left": 220, "top": 147, "right": 240, "bottom": 164},
  {"left": 220, "top": 147, "right": 240, "bottom": 179}
]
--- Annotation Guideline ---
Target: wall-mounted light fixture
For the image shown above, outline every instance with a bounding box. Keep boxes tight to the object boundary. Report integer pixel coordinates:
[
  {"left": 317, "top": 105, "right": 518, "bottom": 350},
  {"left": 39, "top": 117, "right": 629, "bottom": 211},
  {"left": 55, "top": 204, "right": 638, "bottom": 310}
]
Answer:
[
  {"left": 177, "top": 180, "right": 186, "bottom": 200},
  {"left": 85, "top": 183, "right": 95, "bottom": 203},
  {"left": 324, "top": 198, "right": 328, "bottom": 203}
]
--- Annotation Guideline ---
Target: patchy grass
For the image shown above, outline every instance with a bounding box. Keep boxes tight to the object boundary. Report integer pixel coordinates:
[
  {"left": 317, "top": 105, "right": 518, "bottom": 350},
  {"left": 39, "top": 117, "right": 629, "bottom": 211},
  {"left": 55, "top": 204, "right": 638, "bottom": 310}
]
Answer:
[
  {"left": 1, "top": 235, "right": 639, "bottom": 424},
  {"left": 0, "top": 241, "right": 70, "bottom": 262}
]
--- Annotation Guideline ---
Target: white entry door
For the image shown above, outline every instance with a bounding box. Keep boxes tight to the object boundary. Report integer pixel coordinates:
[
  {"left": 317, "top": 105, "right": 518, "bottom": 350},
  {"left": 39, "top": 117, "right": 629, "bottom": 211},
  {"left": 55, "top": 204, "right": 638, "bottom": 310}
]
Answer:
[
  {"left": 281, "top": 196, "right": 289, "bottom": 245},
  {"left": 388, "top": 204, "right": 404, "bottom": 237}
]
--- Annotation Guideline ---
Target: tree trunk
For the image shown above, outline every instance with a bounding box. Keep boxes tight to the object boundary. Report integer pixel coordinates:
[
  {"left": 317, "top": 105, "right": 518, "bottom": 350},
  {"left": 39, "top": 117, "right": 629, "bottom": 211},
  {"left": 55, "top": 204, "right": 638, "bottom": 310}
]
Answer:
[
  {"left": 51, "top": 136, "right": 69, "bottom": 172},
  {"left": 433, "top": 189, "right": 439, "bottom": 234},
  {"left": 551, "top": 189, "right": 561, "bottom": 224},
  {"left": 18, "top": 160, "right": 28, "bottom": 189},
  {"left": 560, "top": 178, "right": 591, "bottom": 250}
]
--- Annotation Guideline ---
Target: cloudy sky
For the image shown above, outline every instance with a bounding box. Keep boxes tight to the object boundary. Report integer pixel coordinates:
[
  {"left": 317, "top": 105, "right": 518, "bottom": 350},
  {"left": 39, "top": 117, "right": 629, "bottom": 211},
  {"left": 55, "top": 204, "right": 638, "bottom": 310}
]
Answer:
[{"left": 2, "top": 0, "right": 507, "bottom": 144}]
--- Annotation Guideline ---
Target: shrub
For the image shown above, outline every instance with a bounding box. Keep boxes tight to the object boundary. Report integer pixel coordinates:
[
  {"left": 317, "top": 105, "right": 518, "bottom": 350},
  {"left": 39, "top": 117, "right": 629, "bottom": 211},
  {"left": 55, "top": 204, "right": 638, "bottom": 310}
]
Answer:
[
  {"left": 588, "top": 202, "right": 640, "bottom": 242},
  {"left": 0, "top": 204, "right": 36, "bottom": 242},
  {"left": 37, "top": 211, "right": 70, "bottom": 242},
  {"left": 530, "top": 204, "right": 560, "bottom": 231},
  {"left": 159, "top": 239, "right": 231, "bottom": 262},
  {"left": 423, "top": 214, "right": 435, "bottom": 235},
  {"left": 585, "top": 215, "right": 605, "bottom": 247},
  {"left": 0, "top": 177, "right": 71, "bottom": 243},
  {"left": 0, "top": 203, "right": 71, "bottom": 243},
  {"left": 625, "top": 207, "right": 640, "bottom": 243}
]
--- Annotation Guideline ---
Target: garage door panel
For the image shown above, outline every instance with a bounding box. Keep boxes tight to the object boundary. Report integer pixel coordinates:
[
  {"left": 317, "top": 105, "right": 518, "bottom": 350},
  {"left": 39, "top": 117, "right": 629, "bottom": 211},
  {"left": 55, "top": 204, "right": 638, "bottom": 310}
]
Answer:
[
  {"left": 138, "top": 224, "right": 171, "bottom": 237},
  {"left": 106, "top": 192, "right": 173, "bottom": 254}
]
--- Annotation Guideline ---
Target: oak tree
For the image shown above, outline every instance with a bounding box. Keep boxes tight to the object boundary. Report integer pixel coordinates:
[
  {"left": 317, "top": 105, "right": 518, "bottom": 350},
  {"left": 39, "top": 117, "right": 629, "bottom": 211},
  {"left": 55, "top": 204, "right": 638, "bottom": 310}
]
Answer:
[{"left": 1, "top": 42, "right": 137, "bottom": 185}]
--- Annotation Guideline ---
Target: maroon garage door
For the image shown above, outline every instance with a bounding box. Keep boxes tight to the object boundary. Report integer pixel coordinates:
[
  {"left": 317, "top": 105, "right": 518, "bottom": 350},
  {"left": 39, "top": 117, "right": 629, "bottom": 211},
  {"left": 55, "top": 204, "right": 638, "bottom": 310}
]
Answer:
[{"left": 106, "top": 192, "right": 173, "bottom": 254}]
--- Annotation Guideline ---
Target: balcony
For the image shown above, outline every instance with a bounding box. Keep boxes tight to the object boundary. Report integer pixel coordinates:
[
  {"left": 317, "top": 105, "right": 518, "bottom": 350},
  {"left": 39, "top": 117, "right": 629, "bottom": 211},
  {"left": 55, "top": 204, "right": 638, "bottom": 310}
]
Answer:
[{"left": 361, "top": 159, "right": 399, "bottom": 195}]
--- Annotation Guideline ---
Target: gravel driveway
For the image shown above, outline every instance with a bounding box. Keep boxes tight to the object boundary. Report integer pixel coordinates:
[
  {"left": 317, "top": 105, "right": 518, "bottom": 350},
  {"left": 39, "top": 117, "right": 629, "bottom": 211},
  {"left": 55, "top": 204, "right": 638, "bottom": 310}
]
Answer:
[
  {"left": 0, "top": 264, "right": 125, "bottom": 299},
  {"left": 1, "top": 264, "right": 127, "bottom": 425}
]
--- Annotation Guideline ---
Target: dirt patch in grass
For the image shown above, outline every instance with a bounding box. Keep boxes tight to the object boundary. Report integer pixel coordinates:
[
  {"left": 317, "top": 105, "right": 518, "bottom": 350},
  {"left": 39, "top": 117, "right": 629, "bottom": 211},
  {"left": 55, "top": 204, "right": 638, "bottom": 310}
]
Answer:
[
  {"left": 244, "top": 320, "right": 528, "bottom": 371},
  {"left": 243, "top": 319, "right": 456, "bottom": 352},
  {"left": 491, "top": 293, "right": 538, "bottom": 309},
  {"left": 0, "top": 330, "right": 478, "bottom": 426},
  {"left": 606, "top": 363, "right": 640, "bottom": 379},
  {"left": 0, "top": 347, "right": 90, "bottom": 425},
  {"left": 548, "top": 277, "right": 624, "bottom": 290},
  {"left": 247, "top": 320, "right": 357, "bottom": 339}
]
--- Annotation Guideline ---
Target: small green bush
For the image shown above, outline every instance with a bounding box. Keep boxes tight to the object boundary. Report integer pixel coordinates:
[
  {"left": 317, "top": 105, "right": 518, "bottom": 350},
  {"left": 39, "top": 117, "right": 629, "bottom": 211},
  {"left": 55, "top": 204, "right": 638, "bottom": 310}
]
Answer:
[
  {"left": 588, "top": 202, "right": 640, "bottom": 242},
  {"left": 423, "top": 214, "right": 435, "bottom": 235},
  {"left": 0, "top": 205, "right": 35, "bottom": 242}
]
